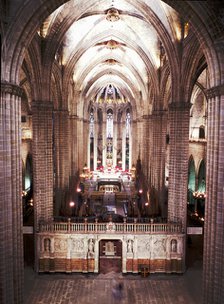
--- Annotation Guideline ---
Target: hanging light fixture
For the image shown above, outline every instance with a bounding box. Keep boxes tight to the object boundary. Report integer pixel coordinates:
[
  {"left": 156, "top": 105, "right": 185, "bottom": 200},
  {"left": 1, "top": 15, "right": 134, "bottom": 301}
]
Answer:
[
  {"left": 106, "top": 8, "right": 120, "bottom": 22},
  {"left": 105, "top": 59, "right": 117, "bottom": 65},
  {"left": 106, "top": 39, "right": 119, "bottom": 49}
]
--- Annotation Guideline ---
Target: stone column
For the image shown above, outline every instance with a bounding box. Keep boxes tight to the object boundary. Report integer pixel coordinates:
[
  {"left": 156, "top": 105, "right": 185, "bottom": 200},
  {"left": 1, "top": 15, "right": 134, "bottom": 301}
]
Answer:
[
  {"left": 94, "top": 115, "right": 98, "bottom": 170},
  {"left": 203, "top": 85, "right": 224, "bottom": 304},
  {"left": 53, "top": 110, "right": 70, "bottom": 215},
  {"left": 131, "top": 119, "right": 138, "bottom": 165},
  {"left": 102, "top": 112, "right": 107, "bottom": 167},
  {"left": 142, "top": 115, "right": 152, "bottom": 181},
  {"left": 70, "top": 115, "right": 79, "bottom": 173},
  {"left": 117, "top": 115, "right": 122, "bottom": 166},
  {"left": 0, "top": 82, "right": 24, "bottom": 304},
  {"left": 77, "top": 118, "right": 84, "bottom": 167},
  {"left": 82, "top": 118, "right": 89, "bottom": 167},
  {"left": 87, "top": 135, "right": 90, "bottom": 169},
  {"left": 129, "top": 123, "right": 132, "bottom": 170},
  {"left": 32, "top": 101, "right": 54, "bottom": 227},
  {"left": 168, "top": 102, "right": 190, "bottom": 228},
  {"left": 134, "top": 118, "right": 144, "bottom": 162},
  {"left": 151, "top": 111, "right": 167, "bottom": 191},
  {"left": 122, "top": 121, "right": 126, "bottom": 170},
  {"left": 113, "top": 120, "right": 118, "bottom": 167},
  {"left": 75, "top": 117, "right": 86, "bottom": 168}
]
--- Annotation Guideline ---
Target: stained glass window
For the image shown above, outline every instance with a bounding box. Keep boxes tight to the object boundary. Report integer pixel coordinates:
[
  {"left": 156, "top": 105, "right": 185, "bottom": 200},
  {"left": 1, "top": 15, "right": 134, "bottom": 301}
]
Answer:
[
  {"left": 90, "top": 109, "right": 94, "bottom": 138},
  {"left": 107, "top": 109, "right": 113, "bottom": 138}
]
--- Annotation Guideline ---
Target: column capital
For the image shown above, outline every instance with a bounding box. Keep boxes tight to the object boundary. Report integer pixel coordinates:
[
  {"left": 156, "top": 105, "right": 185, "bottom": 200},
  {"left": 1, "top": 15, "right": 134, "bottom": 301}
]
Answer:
[
  {"left": 206, "top": 84, "right": 224, "bottom": 99},
  {"left": 1, "top": 81, "right": 24, "bottom": 97}
]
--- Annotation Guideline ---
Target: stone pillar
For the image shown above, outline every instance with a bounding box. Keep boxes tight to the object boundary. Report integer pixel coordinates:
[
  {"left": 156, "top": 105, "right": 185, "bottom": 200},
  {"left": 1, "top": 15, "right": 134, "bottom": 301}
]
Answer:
[
  {"left": 117, "top": 115, "right": 122, "bottom": 165},
  {"left": 134, "top": 119, "right": 144, "bottom": 162},
  {"left": 70, "top": 115, "right": 79, "bottom": 173},
  {"left": 32, "top": 101, "right": 54, "bottom": 227},
  {"left": 87, "top": 135, "right": 90, "bottom": 169},
  {"left": 113, "top": 121, "right": 118, "bottom": 167},
  {"left": 129, "top": 122, "right": 132, "bottom": 170},
  {"left": 53, "top": 110, "right": 70, "bottom": 215},
  {"left": 131, "top": 119, "right": 138, "bottom": 165},
  {"left": 142, "top": 115, "right": 152, "bottom": 181},
  {"left": 168, "top": 102, "right": 190, "bottom": 227},
  {"left": 122, "top": 121, "right": 126, "bottom": 170},
  {"left": 203, "top": 85, "right": 224, "bottom": 304},
  {"left": 151, "top": 111, "right": 167, "bottom": 191},
  {"left": 94, "top": 117, "right": 98, "bottom": 170},
  {"left": 0, "top": 82, "right": 24, "bottom": 304},
  {"left": 77, "top": 118, "right": 84, "bottom": 167},
  {"left": 102, "top": 112, "right": 107, "bottom": 167},
  {"left": 82, "top": 118, "right": 89, "bottom": 167},
  {"left": 74, "top": 117, "right": 87, "bottom": 169}
]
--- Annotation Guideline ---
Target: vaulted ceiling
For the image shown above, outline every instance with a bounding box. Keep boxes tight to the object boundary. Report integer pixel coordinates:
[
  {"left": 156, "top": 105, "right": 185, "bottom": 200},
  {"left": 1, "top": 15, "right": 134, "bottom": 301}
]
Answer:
[{"left": 36, "top": 0, "right": 189, "bottom": 111}]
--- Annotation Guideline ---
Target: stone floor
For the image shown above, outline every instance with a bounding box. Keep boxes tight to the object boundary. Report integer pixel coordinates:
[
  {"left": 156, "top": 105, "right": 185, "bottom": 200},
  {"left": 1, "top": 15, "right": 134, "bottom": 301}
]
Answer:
[
  {"left": 23, "top": 231, "right": 203, "bottom": 304},
  {"left": 24, "top": 260, "right": 202, "bottom": 304}
]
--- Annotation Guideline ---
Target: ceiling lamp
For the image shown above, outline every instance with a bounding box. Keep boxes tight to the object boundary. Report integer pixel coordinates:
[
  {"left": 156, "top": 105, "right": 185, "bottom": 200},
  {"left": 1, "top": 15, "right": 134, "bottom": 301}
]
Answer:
[
  {"left": 106, "top": 8, "right": 120, "bottom": 22},
  {"left": 106, "top": 39, "right": 119, "bottom": 49},
  {"left": 105, "top": 59, "right": 117, "bottom": 65}
]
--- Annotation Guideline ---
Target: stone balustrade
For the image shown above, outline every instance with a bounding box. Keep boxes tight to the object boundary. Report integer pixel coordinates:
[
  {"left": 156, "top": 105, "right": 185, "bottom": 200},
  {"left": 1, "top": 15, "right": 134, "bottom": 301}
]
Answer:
[{"left": 38, "top": 220, "right": 183, "bottom": 234}]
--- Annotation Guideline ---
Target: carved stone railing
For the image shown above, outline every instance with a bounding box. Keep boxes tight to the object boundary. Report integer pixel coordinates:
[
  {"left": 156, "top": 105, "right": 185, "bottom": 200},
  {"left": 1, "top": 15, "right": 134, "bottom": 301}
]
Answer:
[{"left": 38, "top": 220, "right": 183, "bottom": 234}]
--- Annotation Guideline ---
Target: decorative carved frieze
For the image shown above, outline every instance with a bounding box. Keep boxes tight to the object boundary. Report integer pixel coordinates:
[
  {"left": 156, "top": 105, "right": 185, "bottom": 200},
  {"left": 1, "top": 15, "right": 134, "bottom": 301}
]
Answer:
[
  {"left": 72, "top": 238, "right": 84, "bottom": 252},
  {"left": 206, "top": 84, "right": 224, "bottom": 99},
  {"left": 38, "top": 232, "right": 184, "bottom": 273},
  {"left": 54, "top": 238, "right": 67, "bottom": 252},
  {"left": 1, "top": 81, "right": 24, "bottom": 97}
]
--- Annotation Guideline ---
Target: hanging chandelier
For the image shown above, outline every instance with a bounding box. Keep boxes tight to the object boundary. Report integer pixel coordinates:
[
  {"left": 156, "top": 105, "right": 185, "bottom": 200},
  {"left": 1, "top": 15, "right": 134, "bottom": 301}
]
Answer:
[
  {"left": 106, "top": 8, "right": 120, "bottom": 22},
  {"left": 105, "top": 59, "right": 117, "bottom": 65},
  {"left": 106, "top": 39, "right": 119, "bottom": 49}
]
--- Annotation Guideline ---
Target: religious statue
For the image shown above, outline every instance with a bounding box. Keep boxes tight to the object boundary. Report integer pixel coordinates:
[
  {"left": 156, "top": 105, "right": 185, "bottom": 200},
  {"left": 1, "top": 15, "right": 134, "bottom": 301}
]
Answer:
[
  {"left": 88, "top": 238, "right": 94, "bottom": 253},
  {"left": 44, "top": 238, "right": 51, "bottom": 252},
  {"left": 171, "top": 239, "right": 177, "bottom": 253},
  {"left": 127, "top": 239, "right": 133, "bottom": 253}
]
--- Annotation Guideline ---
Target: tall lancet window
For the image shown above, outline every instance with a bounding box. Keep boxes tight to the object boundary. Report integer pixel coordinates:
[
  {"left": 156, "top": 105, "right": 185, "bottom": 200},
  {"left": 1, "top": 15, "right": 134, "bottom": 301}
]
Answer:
[
  {"left": 89, "top": 108, "right": 94, "bottom": 170},
  {"left": 106, "top": 109, "right": 113, "bottom": 138},
  {"left": 126, "top": 110, "right": 131, "bottom": 138},
  {"left": 90, "top": 109, "right": 94, "bottom": 138},
  {"left": 125, "top": 109, "right": 131, "bottom": 169},
  {"left": 106, "top": 109, "right": 113, "bottom": 166}
]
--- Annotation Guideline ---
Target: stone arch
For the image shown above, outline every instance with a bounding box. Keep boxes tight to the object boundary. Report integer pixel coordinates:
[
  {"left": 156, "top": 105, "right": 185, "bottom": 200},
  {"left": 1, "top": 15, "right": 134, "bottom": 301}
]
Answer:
[
  {"left": 162, "top": 0, "right": 223, "bottom": 86},
  {"left": 64, "top": 29, "right": 159, "bottom": 88},
  {"left": 1, "top": 0, "right": 222, "bottom": 94},
  {"left": 159, "top": 62, "right": 171, "bottom": 110},
  {"left": 52, "top": 63, "right": 63, "bottom": 110},
  {"left": 179, "top": 35, "right": 206, "bottom": 103},
  {"left": 74, "top": 53, "right": 146, "bottom": 96}
]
